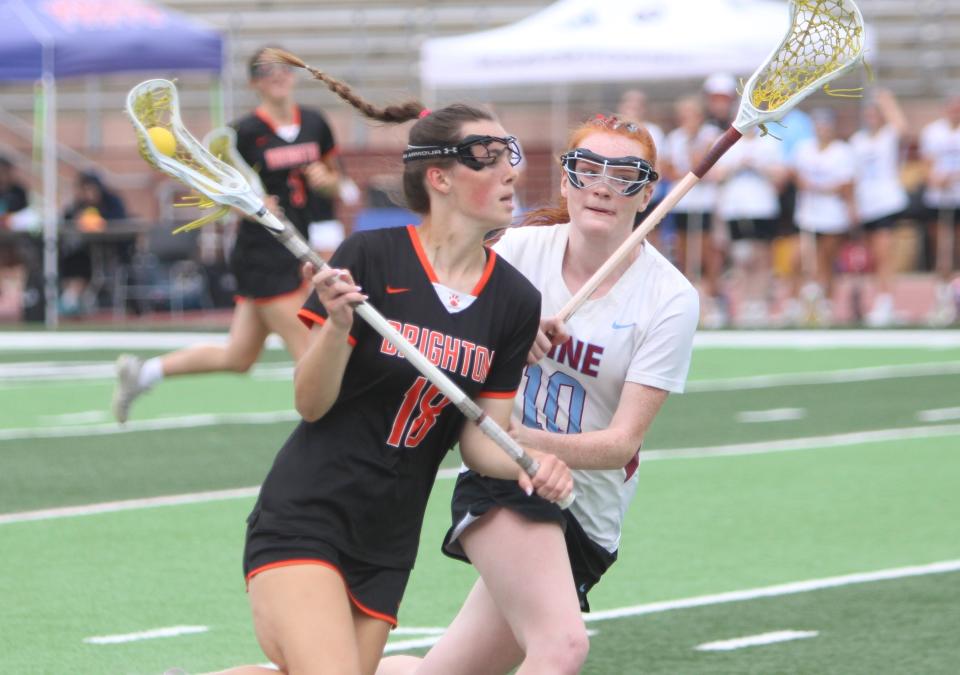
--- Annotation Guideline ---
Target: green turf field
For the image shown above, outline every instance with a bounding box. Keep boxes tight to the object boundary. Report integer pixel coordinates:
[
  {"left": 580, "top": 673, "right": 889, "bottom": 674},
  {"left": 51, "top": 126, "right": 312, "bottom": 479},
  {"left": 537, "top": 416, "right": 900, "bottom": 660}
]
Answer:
[{"left": 2, "top": 331, "right": 959, "bottom": 674}]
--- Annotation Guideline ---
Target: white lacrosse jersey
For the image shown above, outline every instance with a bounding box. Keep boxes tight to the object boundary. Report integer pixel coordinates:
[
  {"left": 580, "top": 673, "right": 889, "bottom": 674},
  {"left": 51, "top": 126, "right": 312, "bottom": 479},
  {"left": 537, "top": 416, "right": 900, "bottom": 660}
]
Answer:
[
  {"left": 493, "top": 223, "right": 699, "bottom": 552},
  {"left": 715, "top": 133, "right": 784, "bottom": 221},
  {"left": 850, "top": 125, "right": 908, "bottom": 222},
  {"left": 663, "top": 123, "right": 722, "bottom": 213},
  {"left": 793, "top": 137, "right": 856, "bottom": 234},
  {"left": 920, "top": 118, "right": 960, "bottom": 208}
]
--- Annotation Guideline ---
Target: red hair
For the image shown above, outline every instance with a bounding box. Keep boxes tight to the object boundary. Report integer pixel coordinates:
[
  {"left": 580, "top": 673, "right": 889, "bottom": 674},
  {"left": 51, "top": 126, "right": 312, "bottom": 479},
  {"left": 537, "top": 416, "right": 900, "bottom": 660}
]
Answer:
[{"left": 522, "top": 116, "right": 657, "bottom": 227}]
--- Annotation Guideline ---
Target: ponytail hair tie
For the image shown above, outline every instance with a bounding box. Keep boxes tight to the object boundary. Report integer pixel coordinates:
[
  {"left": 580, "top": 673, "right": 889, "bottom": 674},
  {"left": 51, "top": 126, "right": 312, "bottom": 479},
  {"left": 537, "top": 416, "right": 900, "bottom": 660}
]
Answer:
[{"left": 418, "top": 108, "right": 432, "bottom": 119}]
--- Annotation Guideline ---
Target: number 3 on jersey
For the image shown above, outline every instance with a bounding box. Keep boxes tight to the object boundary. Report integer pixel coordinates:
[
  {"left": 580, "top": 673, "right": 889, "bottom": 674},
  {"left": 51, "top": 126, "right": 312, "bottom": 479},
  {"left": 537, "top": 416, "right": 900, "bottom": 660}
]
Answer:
[
  {"left": 521, "top": 364, "right": 585, "bottom": 433},
  {"left": 388, "top": 376, "right": 451, "bottom": 447}
]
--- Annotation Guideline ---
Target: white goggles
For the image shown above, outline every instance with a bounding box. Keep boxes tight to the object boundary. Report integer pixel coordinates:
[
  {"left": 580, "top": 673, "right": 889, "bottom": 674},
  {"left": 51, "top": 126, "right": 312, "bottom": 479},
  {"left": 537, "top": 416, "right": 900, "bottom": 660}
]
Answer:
[{"left": 560, "top": 148, "right": 658, "bottom": 196}]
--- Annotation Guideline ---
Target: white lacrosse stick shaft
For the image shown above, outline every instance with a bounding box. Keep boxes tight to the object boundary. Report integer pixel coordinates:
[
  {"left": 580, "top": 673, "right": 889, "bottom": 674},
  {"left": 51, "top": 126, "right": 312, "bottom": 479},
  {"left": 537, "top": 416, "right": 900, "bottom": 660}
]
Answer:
[
  {"left": 129, "top": 82, "right": 571, "bottom": 508},
  {"left": 556, "top": 0, "right": 866, "bottom": 323}
]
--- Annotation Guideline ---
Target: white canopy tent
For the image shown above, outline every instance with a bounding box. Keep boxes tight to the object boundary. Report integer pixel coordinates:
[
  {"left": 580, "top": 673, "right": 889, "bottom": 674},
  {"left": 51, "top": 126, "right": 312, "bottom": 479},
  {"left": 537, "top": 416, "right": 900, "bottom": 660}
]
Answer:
[{"left": 421, "top": 0, "right": 790, "bottom": 91}]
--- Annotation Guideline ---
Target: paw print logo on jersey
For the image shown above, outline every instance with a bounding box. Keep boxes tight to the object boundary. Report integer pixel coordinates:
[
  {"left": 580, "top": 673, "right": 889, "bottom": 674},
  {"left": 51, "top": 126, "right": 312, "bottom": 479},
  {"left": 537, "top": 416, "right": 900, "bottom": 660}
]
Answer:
[{"left": 449, "top": 293, "right": 460, "bottom": 308}]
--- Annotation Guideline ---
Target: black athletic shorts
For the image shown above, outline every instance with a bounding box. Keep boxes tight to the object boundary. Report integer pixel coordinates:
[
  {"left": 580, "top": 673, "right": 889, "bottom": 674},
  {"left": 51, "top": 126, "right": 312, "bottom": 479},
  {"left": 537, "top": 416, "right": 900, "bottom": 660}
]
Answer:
[
  {"left": 230, "top": 248, "right": 306, "bottom": 301},
  {"left": 244, "top": 517, "right": 410, "bottom": 626},
  {"left": 442, "top": 471, "right": 617, "bottom": 612},
  {"left": 728, "top": 217, "right": 779, "bottom": 242},
  {"left": 861, "top": 212, "right": 902, "bottom": 232},
  {"left": 673, "top": 211, "right": 713, "bottom": 233}
]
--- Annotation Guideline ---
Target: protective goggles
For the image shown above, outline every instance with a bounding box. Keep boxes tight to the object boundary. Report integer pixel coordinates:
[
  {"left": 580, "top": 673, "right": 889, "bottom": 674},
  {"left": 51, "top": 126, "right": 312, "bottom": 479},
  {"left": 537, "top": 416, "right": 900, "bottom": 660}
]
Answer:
[
  {"left": 560, "top": 147, "right": 658, "bottom": 196},
  {"left": 402, "top": 135, "right": 522, "bottom": 171}
]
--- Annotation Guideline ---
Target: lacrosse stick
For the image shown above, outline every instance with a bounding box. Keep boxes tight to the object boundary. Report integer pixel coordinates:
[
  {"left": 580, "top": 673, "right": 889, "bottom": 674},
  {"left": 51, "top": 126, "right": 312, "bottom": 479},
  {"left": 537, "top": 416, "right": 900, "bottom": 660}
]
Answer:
[
  {"left": 556, "top": 0, "right": 867, "bottom": 322},
  {"left": 127, "top": 79, "right": 572, "bottom": 508}
]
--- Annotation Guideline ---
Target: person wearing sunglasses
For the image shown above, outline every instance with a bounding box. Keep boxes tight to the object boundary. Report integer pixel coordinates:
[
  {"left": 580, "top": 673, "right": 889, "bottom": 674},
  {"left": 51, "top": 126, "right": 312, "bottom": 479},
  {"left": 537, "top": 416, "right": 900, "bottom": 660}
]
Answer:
[
  {"left": 379, "top": 115, "right": 699, "bottom": 675},
  {"left": 207, "top": 60, "right": 572, "bottom": 674}
]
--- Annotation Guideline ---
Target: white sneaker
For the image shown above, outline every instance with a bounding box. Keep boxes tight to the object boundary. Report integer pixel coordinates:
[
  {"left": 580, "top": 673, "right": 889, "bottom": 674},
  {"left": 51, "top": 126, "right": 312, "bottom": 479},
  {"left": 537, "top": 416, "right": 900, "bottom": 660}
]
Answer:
[
  {"left": 779, "top": 298, "right": 804, "bottom": 327},
  {"left": 112, "top": 354, "right": 146, "bottom": 424},
  {"left": 928, "top": 284, "right": 957, "bottom": 327},
  {"left": 865, "top": 294, "right": 895, "bottom": 328}
]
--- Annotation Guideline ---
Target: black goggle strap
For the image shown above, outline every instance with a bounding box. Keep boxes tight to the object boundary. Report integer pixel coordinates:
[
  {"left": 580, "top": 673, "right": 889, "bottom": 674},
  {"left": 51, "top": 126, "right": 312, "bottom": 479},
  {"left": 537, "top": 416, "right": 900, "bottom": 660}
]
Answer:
[
  {"left": 402, "top": 135, "right": 522, "bottom": 171},
  {"left": 560, "top": 148, "right": 659, "bottom": 196}
]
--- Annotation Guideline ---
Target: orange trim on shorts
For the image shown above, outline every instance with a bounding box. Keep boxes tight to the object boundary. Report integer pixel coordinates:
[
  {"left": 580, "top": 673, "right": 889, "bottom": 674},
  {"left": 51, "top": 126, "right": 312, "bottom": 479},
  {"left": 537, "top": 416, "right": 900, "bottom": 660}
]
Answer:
[
  {"left": 477, "top": 389, "right": 518, "bottom": 399},
  {"left": 246, "top": 558, "right": 398, "bottom": 627},
  {"left": 235, "top": 281, "right": 309, "bottom": 306},
  {"left": 296, "top": 309, "right": 358, "bottom": 346}
]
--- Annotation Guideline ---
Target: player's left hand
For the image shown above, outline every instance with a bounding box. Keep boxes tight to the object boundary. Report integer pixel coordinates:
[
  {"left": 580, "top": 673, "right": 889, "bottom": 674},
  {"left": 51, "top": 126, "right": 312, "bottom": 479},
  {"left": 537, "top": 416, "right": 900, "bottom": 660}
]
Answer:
[{"left": 304, "top": 161, "right": 339, "bottom": 195}]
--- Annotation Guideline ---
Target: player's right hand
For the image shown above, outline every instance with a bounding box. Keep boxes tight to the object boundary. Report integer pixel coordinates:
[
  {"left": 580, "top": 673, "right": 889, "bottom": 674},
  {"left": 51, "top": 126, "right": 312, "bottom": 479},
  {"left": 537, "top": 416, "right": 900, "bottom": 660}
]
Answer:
[
  {"left": 303, "top": 262, "right": 366, "bottom": 331},
  {"left": 528, "top": 317, "right": 569, "bottom": 364},
  {"left": 517, "top": 450, "right": 573, "bottom": 505}
]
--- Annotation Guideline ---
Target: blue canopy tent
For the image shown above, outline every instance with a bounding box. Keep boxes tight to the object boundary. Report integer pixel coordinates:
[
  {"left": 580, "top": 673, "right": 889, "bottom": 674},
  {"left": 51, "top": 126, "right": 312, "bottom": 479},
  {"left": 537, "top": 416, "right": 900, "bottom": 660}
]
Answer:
[{"left": 0, "top": 0, "right": 224, "bottom": 326}]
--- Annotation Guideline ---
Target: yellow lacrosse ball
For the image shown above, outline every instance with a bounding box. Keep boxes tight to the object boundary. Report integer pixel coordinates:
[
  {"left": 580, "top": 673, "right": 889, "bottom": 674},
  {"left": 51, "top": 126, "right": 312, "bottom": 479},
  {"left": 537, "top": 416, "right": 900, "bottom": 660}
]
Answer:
[{"left": 147, "top": 126, "right": 177, "bottom": 157}]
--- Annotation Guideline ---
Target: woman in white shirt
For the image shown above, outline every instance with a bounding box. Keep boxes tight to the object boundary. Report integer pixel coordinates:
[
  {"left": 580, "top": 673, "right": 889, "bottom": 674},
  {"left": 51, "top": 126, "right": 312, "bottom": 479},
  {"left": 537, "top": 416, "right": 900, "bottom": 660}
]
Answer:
[
  {"left": 791, "top": 107, "right": 857, "bottom": 324},
  {"left": 713, "top": 127, "right": 787, "bottom": 326},
  {"left": 850, "top": 89, "right": 909, "bottom": 327}
]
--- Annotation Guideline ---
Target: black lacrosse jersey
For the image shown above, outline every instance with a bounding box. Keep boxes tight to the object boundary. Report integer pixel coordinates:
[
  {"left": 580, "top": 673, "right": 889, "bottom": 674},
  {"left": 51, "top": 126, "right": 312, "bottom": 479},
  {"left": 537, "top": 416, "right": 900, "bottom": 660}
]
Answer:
[
  {"left": 249, "top": 225, "right": 541, "bottom": 569},
  {"left": 231, "top": 105, "right": 337, "bottom": 267}
]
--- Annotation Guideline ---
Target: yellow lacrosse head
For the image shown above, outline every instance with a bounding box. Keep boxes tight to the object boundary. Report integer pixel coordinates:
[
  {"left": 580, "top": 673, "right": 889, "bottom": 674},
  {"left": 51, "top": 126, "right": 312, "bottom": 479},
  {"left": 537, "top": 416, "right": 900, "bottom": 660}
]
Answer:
[
  {"left": 734, "top": 0, "right": 866, "bottom": 133},
  {"left": 126, "top": 79, "right": 262, "bottom": 232}
]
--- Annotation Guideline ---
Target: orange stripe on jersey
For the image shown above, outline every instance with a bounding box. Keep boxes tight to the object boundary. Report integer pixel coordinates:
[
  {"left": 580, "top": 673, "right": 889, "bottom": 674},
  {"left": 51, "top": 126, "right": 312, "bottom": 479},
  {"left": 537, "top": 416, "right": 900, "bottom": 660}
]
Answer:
[
  {"left": 471, "top": 248, "right": 497, "bottom": 296},
  {"left": 254, "top": 104, "right": 302, "bottom": 135},
  {"left": 477, "top": 389, "right": 517, "bottom": 399},
  {"left": 407, "top": 225, "right": 439, "bottom": 283},
  {"left": 245, "top": 558, "right": 398, "bottom": 627},
  {"left": 297, "top": 309, "right": 357, "bottom": 346}
]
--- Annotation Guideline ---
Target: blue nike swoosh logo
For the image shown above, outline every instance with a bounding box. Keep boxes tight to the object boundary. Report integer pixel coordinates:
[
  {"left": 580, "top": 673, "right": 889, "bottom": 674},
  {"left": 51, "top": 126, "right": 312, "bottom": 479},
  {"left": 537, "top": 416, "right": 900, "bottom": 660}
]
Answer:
[{"left": 612, "top": 321, "right": 636, "bottom": 330}]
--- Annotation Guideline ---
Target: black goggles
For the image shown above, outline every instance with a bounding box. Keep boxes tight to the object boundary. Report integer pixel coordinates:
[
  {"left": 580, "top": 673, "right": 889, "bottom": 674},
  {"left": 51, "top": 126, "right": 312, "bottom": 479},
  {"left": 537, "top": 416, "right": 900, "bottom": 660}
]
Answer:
[
  {"left": 559, "top": 147, "right": 658, "bottom": 196},
  {"left": 402, "top": 135, "right": 522, "bottom": 171}
]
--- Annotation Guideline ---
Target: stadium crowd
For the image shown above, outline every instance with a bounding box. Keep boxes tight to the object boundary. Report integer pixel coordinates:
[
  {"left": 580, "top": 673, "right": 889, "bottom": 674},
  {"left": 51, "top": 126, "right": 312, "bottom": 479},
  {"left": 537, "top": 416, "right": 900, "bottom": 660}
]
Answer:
[{"left": 1, "top": 74, "right": 959, "bottom": 329}]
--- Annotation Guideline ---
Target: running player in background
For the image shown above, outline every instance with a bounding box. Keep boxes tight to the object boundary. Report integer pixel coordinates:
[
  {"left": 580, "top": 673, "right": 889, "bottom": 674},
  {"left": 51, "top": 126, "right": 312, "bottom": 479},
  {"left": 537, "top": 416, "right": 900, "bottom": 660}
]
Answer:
[
  {"left": 111, "top": 46, "right": 344, "bottom": 423},
  {"left": 850, "top": 88, "right": 909, "bottom": 327},
  {"left": 789, "top": 107, "right": 857, "bottom": 326},
  {"left": 378, "top": 114, "right": 699, "bottom": 675},
  {"left": 210, "top": 86, "right": 572, "bottom": 675},
  {"left": 920, "top": 93, "right": 960, "bottom": 325}
]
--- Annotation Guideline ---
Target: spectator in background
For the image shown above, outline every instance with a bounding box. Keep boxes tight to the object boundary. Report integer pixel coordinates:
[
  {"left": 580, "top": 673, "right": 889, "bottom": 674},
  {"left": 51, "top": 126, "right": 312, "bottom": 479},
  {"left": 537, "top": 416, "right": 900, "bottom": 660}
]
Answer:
[
  {"left": 713, "top": 127, "right": 787, "bottom": 327},
  {"left": 789, "top": 108, "right": 856, "bottom": 326},
  {"left": 662, "top": 95, "right": 725, "bottom": 327},
  {"left": 703, "top": 73, "right": 738, "bottom": 129},
  {"left": 0, "top": 156, "right": 28, "bottom": 223},
  {"left": 59, "top": 171, "right": 127, "bottom": 316},
  {"left": 617, "top": 88, "right": 667, "bottom": 242},
  {"left": 850, "top": 88, "right": 909, "bottom": 327},
  {"left": 920, "top": 93, "right": 960, "bottom": 325},
  {"left": 0, "top": 156, "right": 30, "bottom": 315}
]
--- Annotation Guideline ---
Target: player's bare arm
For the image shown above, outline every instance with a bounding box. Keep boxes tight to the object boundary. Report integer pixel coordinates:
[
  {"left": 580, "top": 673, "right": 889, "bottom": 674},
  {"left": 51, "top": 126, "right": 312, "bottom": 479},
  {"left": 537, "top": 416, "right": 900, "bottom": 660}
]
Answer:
[{"left": 511, "top": 382, "right": 669, "bottom": 470}]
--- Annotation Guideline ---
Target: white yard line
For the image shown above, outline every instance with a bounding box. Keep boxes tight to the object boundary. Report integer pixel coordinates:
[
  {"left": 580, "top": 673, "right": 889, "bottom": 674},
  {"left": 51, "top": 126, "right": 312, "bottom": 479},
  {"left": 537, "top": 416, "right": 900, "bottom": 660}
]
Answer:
[
  {"left": 584, "top": 560, "right": 960, "bottom": 623},
  {"left": 0, "top": 410, "right": 300, "bottom": 440},
  {"left": 379, "top": 561, "right": 960, "bottom": 655},
  {"left": 686, "top": 360, "right": 960, "bottom": 392},
  {"left": 695, "top": 630, "right": 818, "bottom": 651},
  {"left": 4, "top": 423, "right": 959, "bottom": 526},
  {"left": 917, "top": 407, "right": 960, "bottom": 423},
  {"left": 736, "top": 408, "right": 807, "bottom": 423},
  {"left": 83, "top": 625, "right": 208, "bottom": 645},
  {"left": 5, "top": 329, "right": 960, "bottom": 351},
  {"left": 640, "top": 423, "right": 960, "bottom": 461}
]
